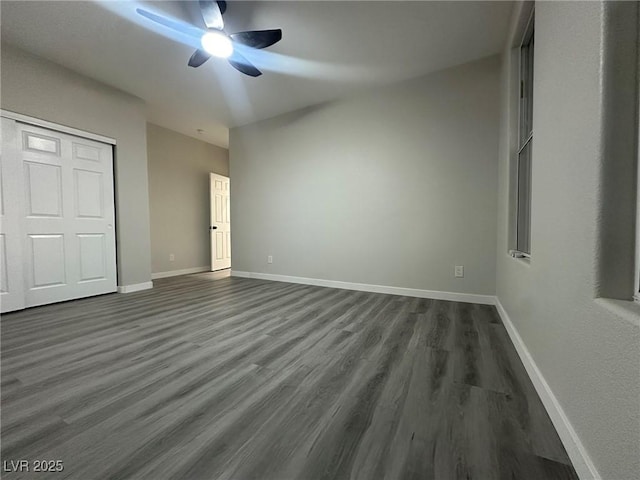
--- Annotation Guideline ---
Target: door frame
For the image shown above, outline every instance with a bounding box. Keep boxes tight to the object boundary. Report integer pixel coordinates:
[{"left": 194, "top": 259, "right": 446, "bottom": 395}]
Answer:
[{"left": 1, "top": 110, "right": 116, "bottom": 145}]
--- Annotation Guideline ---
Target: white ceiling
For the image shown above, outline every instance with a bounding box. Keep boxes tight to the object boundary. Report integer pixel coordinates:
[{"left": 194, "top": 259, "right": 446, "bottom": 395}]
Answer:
[{"left": 1, "top": 1, "right": 513, "bottom": 147}]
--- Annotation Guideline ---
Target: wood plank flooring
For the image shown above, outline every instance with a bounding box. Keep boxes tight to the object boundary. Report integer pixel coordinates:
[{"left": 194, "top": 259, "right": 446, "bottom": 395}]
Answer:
[{"left": 1, "top": 273, "right": 578, "bottom": 480}]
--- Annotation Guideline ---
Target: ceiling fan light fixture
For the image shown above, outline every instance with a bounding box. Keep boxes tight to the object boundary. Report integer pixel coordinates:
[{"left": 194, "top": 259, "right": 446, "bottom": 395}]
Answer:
[
  {"left": 137, "top": 3, "right": 281, "bottom": 76},
  {"left": 201, "top": 31, "right": 233, "bottom": 58}
]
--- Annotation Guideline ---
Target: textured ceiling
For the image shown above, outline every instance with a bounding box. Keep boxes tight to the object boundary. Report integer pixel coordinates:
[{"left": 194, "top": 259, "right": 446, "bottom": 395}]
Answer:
[{"left": 1, "top": 1, "right": 513, "bottom": 147}]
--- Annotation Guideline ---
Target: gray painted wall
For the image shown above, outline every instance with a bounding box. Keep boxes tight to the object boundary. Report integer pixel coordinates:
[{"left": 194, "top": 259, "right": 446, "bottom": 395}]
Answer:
[
  {"left": 147, "top": 123, "right": 229, "bottom": 275},
  {"left": 1, "top": 43, "right": 152, "bottom": 287},
  {"left": 495, "top": 2, "right": 640, "bottom": 479},
  {"left": 230, "top": 56, "right": 500, "bottom": 296}
]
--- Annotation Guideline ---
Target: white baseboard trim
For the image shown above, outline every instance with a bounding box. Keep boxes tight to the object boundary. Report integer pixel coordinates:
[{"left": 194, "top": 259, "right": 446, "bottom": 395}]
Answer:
[
  {"left": 151, "top": 266, "right": 210, "bottom": 280},
  {"left": 117, "top": 281, "right": 153, "bottom": 294},
  {"left": 230, "top": 270, "right": 495, "bottom": 305},
  {"left": 494, "top": 298, "right": 600, "bottom": 480}
]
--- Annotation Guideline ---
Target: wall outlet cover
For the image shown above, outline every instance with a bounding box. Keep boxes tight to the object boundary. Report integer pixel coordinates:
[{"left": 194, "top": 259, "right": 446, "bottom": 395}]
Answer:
[{"left": 455, "top": 265, "right": 464, "bottom": 278}]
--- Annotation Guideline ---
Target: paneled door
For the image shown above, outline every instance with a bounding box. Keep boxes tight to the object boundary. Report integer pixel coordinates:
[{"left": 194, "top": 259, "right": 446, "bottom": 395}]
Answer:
[
  {"left": 210, "top": 173, "right": 231, "bottom": 271},
  {"left": 0, "top": 119, "right": 117, "bottom": 312}
]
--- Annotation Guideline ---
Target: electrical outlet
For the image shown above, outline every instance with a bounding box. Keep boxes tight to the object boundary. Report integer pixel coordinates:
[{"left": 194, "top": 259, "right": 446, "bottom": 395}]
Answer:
[
  {"left": 455, "top": 265, "right": 464, "bottom": 278},
  {"left": 169, "top": 253, "right": 175, "bottom": 262},
  {"left": 267, "top": 255, "right": 273, "bottom": 264}
]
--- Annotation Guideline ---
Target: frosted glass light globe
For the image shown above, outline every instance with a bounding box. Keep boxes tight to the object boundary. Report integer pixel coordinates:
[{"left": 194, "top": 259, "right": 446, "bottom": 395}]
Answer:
[{"left": 201, "top": 31, "right": 233, "bottom": 58}]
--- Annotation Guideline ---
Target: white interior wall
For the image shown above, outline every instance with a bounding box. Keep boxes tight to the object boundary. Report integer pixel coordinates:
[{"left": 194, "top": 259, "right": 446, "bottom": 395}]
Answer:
[
  {"left": 147, "top": 123, "right": 229, "bottom": 276},
  {"left": 495, "top": 2, "right": 640, "bottom": 479},
  {"left": 230, "top": 56, "right": 501, "bottom": 298}
]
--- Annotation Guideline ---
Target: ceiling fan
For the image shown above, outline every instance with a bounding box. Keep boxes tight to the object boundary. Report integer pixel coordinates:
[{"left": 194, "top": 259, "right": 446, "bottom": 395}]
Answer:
[{"left": 136, "top": 0, "right": 282, "bottom": 77}]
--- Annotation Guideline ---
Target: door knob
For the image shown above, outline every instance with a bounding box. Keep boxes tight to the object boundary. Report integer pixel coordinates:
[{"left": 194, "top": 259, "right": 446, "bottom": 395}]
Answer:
[{"left": 210, "top": 226, "right": 217, "bottom": 230}]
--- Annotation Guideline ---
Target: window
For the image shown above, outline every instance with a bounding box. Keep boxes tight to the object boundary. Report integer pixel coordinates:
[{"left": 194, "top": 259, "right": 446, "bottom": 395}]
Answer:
[
  {"left": 515, "top": 10, "right": 534, "bottom": 257},
  {"left": 633, "top": 54, "right": 640, "bottom": 303}
]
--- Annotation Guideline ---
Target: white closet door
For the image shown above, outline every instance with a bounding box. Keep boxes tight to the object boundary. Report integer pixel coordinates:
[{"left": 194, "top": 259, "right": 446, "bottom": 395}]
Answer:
[
  {"left": 1, "top": 120, "right": 117, "bottom": 312},
  {"left": 0, "top": 118, "right": 26, "bottom": 312}
]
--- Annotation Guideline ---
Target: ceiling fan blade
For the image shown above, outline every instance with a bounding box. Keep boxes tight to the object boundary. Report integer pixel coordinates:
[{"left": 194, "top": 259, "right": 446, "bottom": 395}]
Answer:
[
  {"left": 228, "top": 52, "right": 262, "bottom": 77},
  {"left": 199, "top": 0, "right": 224, "bottom": 30},
  {"left": 230, "top": 29, "right": 282, "bottom": 49},
  {"left": 188, "top": 49, "right": 212, "bottom": 68},
  {"left": 136, "top": 8, "right": 203, "bottom": 38},
  {"left": 218, "top": 1, "right": 227, "bottom": 15}
]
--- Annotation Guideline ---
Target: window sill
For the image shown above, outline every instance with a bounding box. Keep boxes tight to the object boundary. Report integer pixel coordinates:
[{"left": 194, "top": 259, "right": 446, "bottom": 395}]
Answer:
[
  {"left": 515, "top": 256, "right": 531, "bottom": 265},
  {"left": 507, "top": 250, "right": 531, "bottom": 266},
  {"left": 594, "top": 298, "right": 640, "bottom": 328}
]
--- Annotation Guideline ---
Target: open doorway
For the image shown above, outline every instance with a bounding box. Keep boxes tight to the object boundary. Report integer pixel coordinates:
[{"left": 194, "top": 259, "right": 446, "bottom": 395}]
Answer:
[{"left": 209, "top": 173, "right": 231, "bottom": 271}]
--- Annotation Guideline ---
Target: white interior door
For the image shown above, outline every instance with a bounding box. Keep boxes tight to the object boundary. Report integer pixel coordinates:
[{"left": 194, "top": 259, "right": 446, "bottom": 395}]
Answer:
[
  {"left": 1, "top": 118, "right": 26, "bottom": 312},
  {"left": 210, "top": 173, "right": 231, "bottom": 271},
  {"left": 1, "top": 119, "right": 117, "bottom": 312}
]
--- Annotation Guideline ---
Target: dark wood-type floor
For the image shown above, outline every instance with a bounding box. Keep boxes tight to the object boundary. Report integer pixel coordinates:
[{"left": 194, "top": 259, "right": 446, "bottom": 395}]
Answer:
[{"left": 1, "top": 273, "right": 578, "bottom": 480}]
